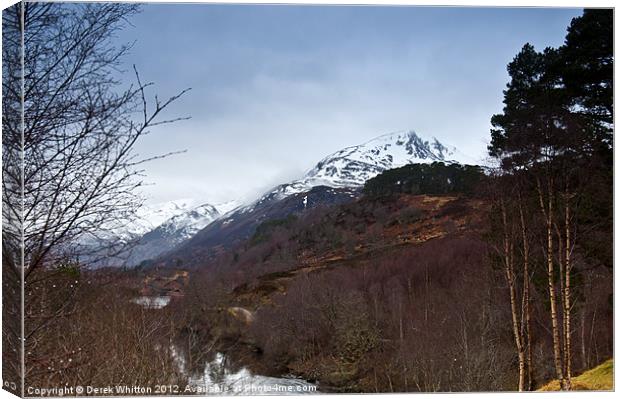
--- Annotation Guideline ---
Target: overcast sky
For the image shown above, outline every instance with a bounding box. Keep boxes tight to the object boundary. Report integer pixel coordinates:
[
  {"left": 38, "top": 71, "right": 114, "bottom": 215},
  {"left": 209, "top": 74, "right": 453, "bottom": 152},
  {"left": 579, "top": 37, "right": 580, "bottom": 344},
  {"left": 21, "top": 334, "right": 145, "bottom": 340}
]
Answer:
[{"left": 115, "top": 4, "right": 582, "bottom": 205}]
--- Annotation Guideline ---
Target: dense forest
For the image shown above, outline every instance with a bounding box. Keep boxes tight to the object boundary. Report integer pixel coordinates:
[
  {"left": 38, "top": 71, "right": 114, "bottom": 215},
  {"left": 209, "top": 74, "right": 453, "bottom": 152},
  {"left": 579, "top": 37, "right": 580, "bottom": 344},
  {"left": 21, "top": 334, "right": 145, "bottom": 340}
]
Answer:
[
  {"left": 2, "top": 5, "right": 612, "bottom": 395},
  {"left": 363, "top": 162, "right": 484, "bottom": 197}
]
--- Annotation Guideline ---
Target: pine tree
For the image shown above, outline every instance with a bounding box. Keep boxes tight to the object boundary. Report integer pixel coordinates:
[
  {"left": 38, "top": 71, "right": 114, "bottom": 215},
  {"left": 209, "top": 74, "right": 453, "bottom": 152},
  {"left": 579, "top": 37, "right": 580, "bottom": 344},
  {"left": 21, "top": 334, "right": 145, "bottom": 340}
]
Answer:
[{"left": 487, "top": 9, "right": 612, "bottom": 391}]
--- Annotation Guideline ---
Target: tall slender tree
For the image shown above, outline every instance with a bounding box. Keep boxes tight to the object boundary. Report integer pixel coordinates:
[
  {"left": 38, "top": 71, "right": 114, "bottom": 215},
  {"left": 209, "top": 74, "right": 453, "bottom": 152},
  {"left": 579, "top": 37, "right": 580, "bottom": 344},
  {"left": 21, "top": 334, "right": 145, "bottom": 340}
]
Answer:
[{"left": 488, "top": 9, "right": 612, "bottom": 390}]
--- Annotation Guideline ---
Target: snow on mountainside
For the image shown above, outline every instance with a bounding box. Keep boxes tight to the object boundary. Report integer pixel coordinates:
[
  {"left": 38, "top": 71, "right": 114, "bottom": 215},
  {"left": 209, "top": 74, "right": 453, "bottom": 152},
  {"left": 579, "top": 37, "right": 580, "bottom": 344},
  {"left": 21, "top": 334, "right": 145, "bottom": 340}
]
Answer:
[
  {"left": 115, "top": 130, "right": 473, "bottom": 266},
  {"left": 130, "top": 130, "right": 466, "bottom": 234},
  {"left": 79, "top": 199, "right": 204, "bottom": 246},
  {"left": 252, "top": 130, "right": 471, "bottom": 205},
  {"left": 159, "top": 185, "right": 361, "bottom": 268},
  {"left": 131, "top": 199, "right": 202, "bottom": 236},
  {"left": 152, "top": 129, "right": 476, "bottom": 267},
  {"left": 213, "top": 200, "right": 242, "bottom": 216},
  {"left": 124, "top": 199, "right": 241, "bottom": 238},
  {"left": 115, "top": 200, "right": 242, "bottom": 266},
  {"left": 154, "top": 203, "right": 220, "bottom": 240}
]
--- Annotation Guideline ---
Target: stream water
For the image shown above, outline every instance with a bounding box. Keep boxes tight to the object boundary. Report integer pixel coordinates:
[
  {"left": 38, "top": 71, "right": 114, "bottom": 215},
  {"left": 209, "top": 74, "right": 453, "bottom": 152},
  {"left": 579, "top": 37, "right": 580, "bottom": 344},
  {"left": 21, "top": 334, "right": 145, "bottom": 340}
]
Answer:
[
  {"left": 182, "top": 352, "right": 317, "bottom": 395},
  {"left": 135, "top": 296, "right": 318, "bottom": 394},
  {"left": 132, "top": 295, "right": 171, "bottom": 309}
]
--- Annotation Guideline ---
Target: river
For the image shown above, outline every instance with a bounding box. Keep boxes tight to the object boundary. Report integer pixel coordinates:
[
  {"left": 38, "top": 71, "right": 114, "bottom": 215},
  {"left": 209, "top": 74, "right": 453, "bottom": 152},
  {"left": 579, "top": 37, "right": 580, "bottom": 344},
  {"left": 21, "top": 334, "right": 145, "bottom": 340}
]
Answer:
[
  {"left": 132, "top": 296, "right": 171, "bottom": 308},
  {"left": 179, "top": 351, "right": 317, "bottom": 395},
  {"left": 135, "top": 295, "right": 318, "bottom": 394}
]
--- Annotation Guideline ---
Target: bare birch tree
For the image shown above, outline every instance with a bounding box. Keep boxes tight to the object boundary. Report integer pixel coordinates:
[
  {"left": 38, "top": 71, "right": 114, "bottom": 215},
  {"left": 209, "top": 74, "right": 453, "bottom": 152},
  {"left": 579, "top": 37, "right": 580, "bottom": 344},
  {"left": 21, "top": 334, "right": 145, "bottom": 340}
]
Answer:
[
  {"left": 2, "top": 2, "right": 189, "bottom": 392},
  {"left": 489, "top": 173, "right": 534, "bottom": 391}
]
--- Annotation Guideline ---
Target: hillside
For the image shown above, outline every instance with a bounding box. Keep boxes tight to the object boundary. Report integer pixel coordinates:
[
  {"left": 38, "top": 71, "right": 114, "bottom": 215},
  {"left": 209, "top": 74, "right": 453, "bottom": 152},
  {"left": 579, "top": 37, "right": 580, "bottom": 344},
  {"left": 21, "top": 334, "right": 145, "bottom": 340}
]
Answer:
[
  {"left": 173, "top": 161, "right": 612, "bottom": 392},
  {"left": 156, "top": 185, "right": 360, "bottom": 268},
  {"left": 229, "top": 193, "right": 485, "bottom": 307},
  {"left": 58, "top": 162, "right": 613, "bottom": 394},
  {"left": 178, "top": 187, "right": 503, "bottom": 391},
  {"left": 538, "top": 359, "right": 613, "bottom": 391},
  {"left": 263, "top": 130, "right": 472, "bottom": 200},
  {"left": 147, "top": 131, "right": 470, "bottom": 268}
]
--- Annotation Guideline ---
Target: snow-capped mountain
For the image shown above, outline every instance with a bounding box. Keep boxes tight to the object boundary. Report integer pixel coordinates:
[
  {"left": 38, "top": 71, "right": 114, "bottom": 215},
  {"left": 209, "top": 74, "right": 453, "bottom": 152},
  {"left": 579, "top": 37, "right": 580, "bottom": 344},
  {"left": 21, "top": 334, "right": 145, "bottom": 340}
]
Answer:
[
  {"left": 152, "top": 203, "right": 220, "bottom": 241},
  {"left": 113, "top": 129, "right": 474, "bottom": 268},
  {"left": 250, "top": 130, "right": 470, "bottom": 206},
  {"left": 213, "top": 200, "right": 242, "bottom": 216},
  {"left": 155, "top": 130, "right": 475, "bottom": 268},
  {"left": 132, "top": 130, "right": 463, "bottom": 242},
  {"left": 130, "top": 198, "right": 204, "bottom": 236},
  {"left": 159, "top": 185, "right": 360, "bottom": 268},
  {"left": 119, "top": 199, "right": 243, "bottom": 266},
  {"left": 307, "top": 130, "right": 462, "bottom": 184},
  {"left": 80, "top": 199, "right": 241, "bottom": 267},
  {"left": 121, "top": 199, "right": 241, "bottom": 238},
  {"left": 121, "top": 203, "right": 219, "bottom": 266}
]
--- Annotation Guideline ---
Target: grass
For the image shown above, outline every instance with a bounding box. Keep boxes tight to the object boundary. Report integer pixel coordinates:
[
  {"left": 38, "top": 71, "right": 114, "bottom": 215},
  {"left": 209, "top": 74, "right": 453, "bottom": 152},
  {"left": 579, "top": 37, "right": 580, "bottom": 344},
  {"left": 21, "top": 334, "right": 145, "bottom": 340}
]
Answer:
[{"left": 538, "top": 359, "right": 613, "bottom": 391}]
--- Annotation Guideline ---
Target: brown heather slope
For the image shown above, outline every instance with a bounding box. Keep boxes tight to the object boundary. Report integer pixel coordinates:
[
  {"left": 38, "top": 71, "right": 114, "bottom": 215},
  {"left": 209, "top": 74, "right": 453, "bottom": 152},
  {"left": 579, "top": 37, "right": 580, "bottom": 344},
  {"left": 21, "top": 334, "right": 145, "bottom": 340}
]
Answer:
[
  {"left": 229, "top": 194, "right": 486, "bottom": 308},
  {"left": 177, "top": 191, "right": 612, "bottom": 393}
]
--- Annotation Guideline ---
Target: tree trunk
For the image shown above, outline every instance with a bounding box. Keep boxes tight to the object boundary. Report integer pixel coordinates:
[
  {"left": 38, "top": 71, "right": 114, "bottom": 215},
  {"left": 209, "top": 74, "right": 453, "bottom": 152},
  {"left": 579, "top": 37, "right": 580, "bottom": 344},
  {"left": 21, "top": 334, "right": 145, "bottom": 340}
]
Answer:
[
  {"left": 537, "top": 179, "right": 565, "bottom": 388},
  {"left": 518, "top": 200, "right": 534, "bottom": 391},
  {"left": 501, "top": 201, "right": 526, "bottom": 391},
  {"left": 563, "top": 187, "right": 572, "bottom": 388},
  {"left": 580, "top": 309, "right": 587, "bottom": 370}
]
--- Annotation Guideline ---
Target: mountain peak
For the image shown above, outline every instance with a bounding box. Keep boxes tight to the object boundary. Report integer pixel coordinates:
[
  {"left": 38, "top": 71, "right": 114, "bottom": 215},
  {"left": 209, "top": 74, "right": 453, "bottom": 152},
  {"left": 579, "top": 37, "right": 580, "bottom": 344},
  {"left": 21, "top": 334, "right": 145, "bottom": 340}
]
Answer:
[
  {"left": 247, "top": 129, "right": 469, "bottom": 205},
  {"left": 304, "top": 129, "right": 464, "bottom": 185}
]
